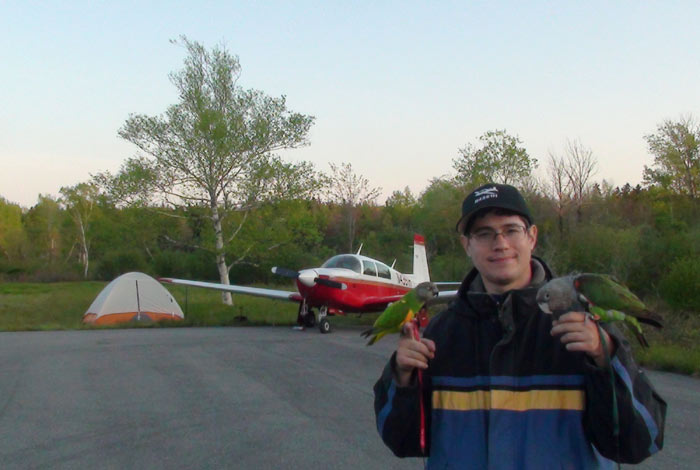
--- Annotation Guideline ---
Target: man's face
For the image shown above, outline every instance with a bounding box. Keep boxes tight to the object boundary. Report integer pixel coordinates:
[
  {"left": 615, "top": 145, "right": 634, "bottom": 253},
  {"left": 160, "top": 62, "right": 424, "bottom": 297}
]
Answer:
[{"left": 460, "top": 212, "right": 538, "bottom": 294}]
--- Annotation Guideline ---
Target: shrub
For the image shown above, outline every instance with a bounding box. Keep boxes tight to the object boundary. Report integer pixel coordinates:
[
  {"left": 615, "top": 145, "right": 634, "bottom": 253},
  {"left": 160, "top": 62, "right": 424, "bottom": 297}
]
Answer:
[
  {"left": 659, "top": 257, "right": 700, "bottom": 312},
  {"left": 95, "top": 249, "right": 149, "bottom": 280},
  {"left": 152, "top": 250, "right": 189, "bottom": 278}
]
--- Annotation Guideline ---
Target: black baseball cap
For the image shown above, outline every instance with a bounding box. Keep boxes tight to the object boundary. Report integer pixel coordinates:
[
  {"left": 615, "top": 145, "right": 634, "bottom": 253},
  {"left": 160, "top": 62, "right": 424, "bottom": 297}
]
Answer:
[{"left": 455, "top": 183, "right": 533, "bottom": 235}]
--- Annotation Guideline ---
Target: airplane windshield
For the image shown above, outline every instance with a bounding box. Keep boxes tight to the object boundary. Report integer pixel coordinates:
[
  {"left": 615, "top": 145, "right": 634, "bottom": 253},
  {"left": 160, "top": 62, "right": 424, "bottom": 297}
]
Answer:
[{"left": 321, "top": 255, "right": 361, "bottom": 273}]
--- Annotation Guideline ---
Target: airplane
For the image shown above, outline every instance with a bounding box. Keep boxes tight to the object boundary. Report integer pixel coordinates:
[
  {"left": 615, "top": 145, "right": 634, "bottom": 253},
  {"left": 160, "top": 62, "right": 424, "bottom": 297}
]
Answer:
[{"left": 159, "top": 234, "right": 458, "bottom": 333}]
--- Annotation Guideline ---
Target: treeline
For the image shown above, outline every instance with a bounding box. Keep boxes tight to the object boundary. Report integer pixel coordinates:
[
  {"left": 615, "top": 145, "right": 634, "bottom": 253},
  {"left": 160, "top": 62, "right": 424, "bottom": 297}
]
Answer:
[
  {"left": 0, "top": 181, "right": 698, "bottom": 314},
  {"left": 1, "top": 37, "right": 698, "bottom": 317}
]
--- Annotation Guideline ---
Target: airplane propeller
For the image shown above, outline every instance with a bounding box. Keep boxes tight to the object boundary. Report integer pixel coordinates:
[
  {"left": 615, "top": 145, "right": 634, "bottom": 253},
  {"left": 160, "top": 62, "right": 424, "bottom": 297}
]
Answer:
[
  {"left": 271, "top": 267, "right": 300, "bottom": 279},
  {"left": 271, "top": 267, "right": 346, "bottom": 290}
]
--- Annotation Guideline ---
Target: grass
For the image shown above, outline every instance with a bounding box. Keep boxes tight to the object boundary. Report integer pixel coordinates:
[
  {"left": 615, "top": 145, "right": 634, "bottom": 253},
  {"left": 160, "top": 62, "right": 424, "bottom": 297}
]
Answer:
[
  {"left": 1, "top": 281, "right": 698, "bottom": 376},
  {"left": 165, "top": 283, "right": 384, "bottom": 329},
  {"left": 0, "top": 281, "right": 105, "bottom": 331},
  {"left": 635, "top": 345, "right": 700, "bottom": 376},
  {"left": 632, "top": 309, "right": 700, "bottom": 376},
  {"left": 0, "top": 280, "right": 380, "bottom": 332}
]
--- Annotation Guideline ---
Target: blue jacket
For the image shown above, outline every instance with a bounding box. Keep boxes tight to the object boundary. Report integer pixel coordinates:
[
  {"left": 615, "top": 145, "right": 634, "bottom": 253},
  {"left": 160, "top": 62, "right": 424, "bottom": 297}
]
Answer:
[{"left": 374, "top": 260, "right": 666, "bottom": 469}]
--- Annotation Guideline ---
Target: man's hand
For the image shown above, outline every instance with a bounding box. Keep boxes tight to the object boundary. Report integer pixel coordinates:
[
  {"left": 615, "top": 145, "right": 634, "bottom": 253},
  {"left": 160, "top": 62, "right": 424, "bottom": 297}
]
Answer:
[
  {"left": 394, "top": 324, "right": 436, "bottom": 387},
  {"left": 551, "top": 311, "right": 615, "bottom": 368}
]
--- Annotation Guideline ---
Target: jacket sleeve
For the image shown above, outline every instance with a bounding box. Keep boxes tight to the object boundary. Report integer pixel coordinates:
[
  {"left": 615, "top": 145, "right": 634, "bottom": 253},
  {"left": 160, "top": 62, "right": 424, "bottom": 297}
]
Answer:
[
  {"left": 583, "top": 324, "right": 667, "bottom": 464},
  {"left": 373, "top": 352, "right": 429, "bottom": 457}
]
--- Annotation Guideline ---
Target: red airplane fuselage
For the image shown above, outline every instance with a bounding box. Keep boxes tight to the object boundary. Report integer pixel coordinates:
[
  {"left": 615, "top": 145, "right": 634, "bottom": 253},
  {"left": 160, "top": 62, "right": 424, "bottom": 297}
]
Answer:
[{"left": 296, "top": 275, "right": 411, "bottom": 314}]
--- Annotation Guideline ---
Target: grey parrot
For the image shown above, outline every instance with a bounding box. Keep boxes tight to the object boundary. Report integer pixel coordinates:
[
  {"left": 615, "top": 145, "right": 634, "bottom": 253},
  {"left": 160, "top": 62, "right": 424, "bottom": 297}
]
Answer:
[{"left": 536, "top": 273, "right": 663, "bottom": 348}]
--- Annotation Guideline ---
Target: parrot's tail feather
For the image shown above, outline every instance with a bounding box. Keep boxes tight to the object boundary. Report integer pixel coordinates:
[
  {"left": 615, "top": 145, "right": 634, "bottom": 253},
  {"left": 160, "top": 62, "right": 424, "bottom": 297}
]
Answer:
[
  {"left": 360, "top": 327, "right": 374, "bottom": 338},
  {"left": 366, "top": 330, "right": 388, "bottom": 346},
  {"left": 633, "top": 329, "right": 650, "bottom": 349},
  {"left": 638, "top": 310, "right": 663, "bottom": 329}
]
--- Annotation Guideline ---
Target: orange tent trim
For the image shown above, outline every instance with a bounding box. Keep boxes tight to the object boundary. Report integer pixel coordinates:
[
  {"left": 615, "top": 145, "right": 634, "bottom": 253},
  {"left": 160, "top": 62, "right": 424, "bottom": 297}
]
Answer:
[{"left": 83, "top": 312, "right": 183, "bottom": 325}]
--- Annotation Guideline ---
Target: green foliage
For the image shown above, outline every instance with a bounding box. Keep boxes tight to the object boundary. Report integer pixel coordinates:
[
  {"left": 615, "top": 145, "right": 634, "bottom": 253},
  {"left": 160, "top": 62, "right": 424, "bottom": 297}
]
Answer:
[
  {"left": 563, "top": 225, "right": 643, "bottom": 280},
  {"left": 428, "top": 253, "right": 470, "bottom": 283},
  {"left": 23, "top": 195, "right": 64, "bottom": 266},
  {"left": 0, "top": 281, "right": 105, "bottom": 331},
  {"left": 152, "top": 250, "right": 190, "bottom": 278},
  {"left": 325, "top": 162, "right": 382, "bottom": 252},
  {"left": 660, "top": 258, "right": 700, "bottom": 312},
  {"left": 94, "top": 36, "right": 318, "bottom": 302},
  {"left": 59, "top": 182, "right": 101, "bottom": 278},
  {"left": 95, "top": 249, "right": 149, "bottom": 280},
  {"left": 643, "top": 115, "right": 700, "bottom": 198},
  {"left": 5, "top": 113, "right": 700, "bottom": 373},
  {"left": 414, "top": 179, "right": 462, "bottom": 251},
  {"left": 453, "top": 129, "right": 538, "bottom": 187},
  {"left": 384, "top": 187, "right": 417, "bottom": 229},
  {"left": 0, "top": 197, "right": 26, "bottom": 261},
  {"left": 635, "top": 344, "right": 700, "bottom": 376},
  {"left": 2, "top": 119, "right": 699, "bottom": 322}
]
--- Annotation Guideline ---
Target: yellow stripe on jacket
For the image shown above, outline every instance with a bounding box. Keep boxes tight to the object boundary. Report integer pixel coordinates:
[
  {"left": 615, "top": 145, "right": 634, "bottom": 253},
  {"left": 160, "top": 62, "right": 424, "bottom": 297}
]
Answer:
[{"left": 433, "top": 389, "right": 584, "bottom": 412}]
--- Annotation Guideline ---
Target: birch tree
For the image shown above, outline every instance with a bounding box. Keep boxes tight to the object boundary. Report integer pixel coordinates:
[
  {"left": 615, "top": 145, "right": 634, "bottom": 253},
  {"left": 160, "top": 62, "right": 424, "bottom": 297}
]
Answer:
[
  {"left": 104, "top": 37, "right": 316, "bottom": 304},
  {"left": 60, "top": 183, "right": 99, "bottom": 278}
]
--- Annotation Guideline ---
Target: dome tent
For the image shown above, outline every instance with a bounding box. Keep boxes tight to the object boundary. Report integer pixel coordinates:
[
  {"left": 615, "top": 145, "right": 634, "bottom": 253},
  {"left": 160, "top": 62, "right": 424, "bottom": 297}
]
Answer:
[{"left": 83, "top": 272, "right": 184, "bottom": 325}]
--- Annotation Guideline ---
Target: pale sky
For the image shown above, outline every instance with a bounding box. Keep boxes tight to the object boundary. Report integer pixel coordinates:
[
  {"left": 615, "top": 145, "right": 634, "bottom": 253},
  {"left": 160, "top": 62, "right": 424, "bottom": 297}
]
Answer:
[{"left": 2, "top": 1, "right": 699, "bottom": 208}]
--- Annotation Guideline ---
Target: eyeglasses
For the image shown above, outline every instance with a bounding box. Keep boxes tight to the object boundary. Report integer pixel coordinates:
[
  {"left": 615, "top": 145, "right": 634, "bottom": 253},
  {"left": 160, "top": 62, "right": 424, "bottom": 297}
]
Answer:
[{"left": 468, "top": 225, "right": 529, "bottom": 245}]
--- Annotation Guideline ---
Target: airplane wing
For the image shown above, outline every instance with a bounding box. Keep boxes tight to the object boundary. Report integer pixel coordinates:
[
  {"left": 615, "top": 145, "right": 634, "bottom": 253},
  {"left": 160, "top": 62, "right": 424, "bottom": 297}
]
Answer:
[
  {"left": 428, "top": 289, "right": 459, "bottom": 306},
  {"left": 361, "top": 294, "right": 407, "bottom": 311},
  {"left": 159, "top": 278, "right": 303, "bottom": 302},
  {"left": 363, "top": 288, "right": 459, "bottom": 311},
  {"left": 433, "top": 282, "right": 462, "bottom": 290}
]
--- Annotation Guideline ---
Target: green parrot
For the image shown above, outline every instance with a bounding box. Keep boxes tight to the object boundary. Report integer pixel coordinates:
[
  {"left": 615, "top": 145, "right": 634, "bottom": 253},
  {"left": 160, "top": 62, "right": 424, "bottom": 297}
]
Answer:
[
  {"left": 536, "top": 273, "right": 663, "bottom": 348},
  {"left": 361, "top": 281, "right": 439, "bottom": 346}
]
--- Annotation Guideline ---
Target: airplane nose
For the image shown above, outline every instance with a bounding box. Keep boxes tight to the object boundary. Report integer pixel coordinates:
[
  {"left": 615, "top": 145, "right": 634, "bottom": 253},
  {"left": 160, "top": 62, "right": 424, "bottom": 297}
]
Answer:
[{"left": 297, "top": 269, "right": 318, "bottom": 287}]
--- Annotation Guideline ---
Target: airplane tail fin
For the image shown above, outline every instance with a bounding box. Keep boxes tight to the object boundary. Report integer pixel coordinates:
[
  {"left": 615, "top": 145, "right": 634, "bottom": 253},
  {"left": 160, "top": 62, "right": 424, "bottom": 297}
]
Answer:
[{"left": 409, "top": 234, "right": 431, "bottom": 284}]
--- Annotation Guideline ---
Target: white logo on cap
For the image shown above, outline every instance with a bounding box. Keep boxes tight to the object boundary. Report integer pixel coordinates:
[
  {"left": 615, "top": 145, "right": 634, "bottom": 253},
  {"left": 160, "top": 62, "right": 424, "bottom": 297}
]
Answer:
[{"left": 474, "top": 186, "right": 498, "bottom": 204}]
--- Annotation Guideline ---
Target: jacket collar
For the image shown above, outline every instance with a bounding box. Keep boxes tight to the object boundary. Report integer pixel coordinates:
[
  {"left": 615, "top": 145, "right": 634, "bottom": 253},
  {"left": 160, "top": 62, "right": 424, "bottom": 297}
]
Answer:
[{"left": 454, "top": 256, "right": 553, "bottom": 319}]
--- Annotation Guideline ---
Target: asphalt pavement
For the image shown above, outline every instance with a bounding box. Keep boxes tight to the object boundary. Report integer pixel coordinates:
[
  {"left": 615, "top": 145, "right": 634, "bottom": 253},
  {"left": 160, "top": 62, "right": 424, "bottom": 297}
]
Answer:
[{"left": 0, "top": 327, "right": 695, "bottom": 469}]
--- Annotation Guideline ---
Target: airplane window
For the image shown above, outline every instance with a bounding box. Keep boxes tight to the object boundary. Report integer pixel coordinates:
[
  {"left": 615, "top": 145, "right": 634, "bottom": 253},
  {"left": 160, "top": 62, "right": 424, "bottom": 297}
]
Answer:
[
  {"left": 322, "top": 255, "right": 361, "bottom": 273},
  {"left": 342, "top": 257, "right": 361, "bottom": 272},
  {"left": 376, "top": 263, "right": 391, "bottom": 279},
  {"left": 363, "top": 260, "right": 378, "bottom": 276}
]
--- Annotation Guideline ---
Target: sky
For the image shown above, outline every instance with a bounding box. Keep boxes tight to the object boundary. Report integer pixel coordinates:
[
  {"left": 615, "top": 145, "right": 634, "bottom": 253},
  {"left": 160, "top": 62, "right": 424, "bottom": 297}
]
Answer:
[{"left": 1, "top": 1, "right": 699, "bottom": 208}]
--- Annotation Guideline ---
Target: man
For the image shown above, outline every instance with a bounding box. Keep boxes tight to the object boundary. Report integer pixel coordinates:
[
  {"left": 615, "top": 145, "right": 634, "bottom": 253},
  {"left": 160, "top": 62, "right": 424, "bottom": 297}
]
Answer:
[{"left": 373, "top": 183, "right": 666, "bottom": 469}]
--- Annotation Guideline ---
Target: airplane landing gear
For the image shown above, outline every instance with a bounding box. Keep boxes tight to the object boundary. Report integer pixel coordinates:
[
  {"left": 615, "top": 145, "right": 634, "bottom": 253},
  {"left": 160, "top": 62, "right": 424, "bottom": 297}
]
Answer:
[
  {"left": 319, "top": 318, "right": 331, "bottom": 333},
  {"left": 296, "top": 302, "right": 306, "bottom": 327},
  {"left": 303, "top": 310, "right": 316, "bottom": 327},
  {"left": 318, "top": 306, "right": 331, "bottom": 334},
  {"left": 296, "top": 301, "right": 315, "bottom": 329},
  {"left": 297, "top": 302, "right": 331, "bottom": 333}
]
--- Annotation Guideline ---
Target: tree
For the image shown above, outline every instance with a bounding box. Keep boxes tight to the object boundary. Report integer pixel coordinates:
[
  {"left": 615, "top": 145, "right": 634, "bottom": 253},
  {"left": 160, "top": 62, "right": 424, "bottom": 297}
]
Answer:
[
  {"left": 104, "top": 37, "right": 316, "bottom": 305},
  {"left": 0, "top": 197, "right": 25, "bottom": 262},
  {"left": 546, "top": 152, "right": 571, "bottom": 237},
  {"left": 325, "top": 162, "right": 381, "bottom": 252},
  {"left": 59, "top": 183, "right": 99, "bottom": 278},
  {"left": 563, "top": 139, "right": 597, "bottom": 223},
  {"left": 384, "top": 187, "right": 416, "bottom": 229},
  {"left": 413, "top": 178, "right": 465, "bottom": 280},
  {"left": 453, "top": 129, "right": 537, "bottom": 187},
  {"left": 24, "top": 195, "right": 63, "bottom": 267},
  {"left": 644, "top": 115, "right": 700, "bottom": 199}
]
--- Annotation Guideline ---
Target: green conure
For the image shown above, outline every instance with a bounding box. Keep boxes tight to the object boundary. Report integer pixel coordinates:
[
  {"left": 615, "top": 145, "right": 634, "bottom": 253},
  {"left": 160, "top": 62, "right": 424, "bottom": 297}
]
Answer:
[
  {"left": 361, "top": 282, "right": 439, "bottom": 346},
  {"left": 536, "top": 273, "right": 664, "bottom": 348}
]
